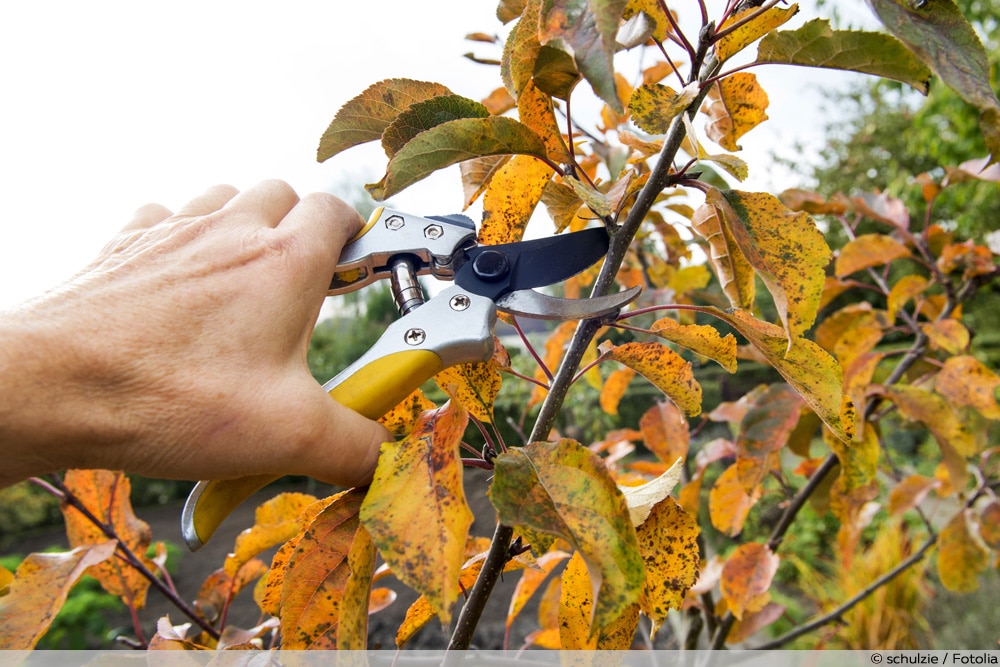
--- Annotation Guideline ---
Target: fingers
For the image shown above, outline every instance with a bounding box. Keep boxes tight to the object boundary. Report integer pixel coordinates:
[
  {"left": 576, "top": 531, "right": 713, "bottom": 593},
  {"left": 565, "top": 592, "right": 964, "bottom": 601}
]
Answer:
[
  {"left": 174, "top": 184, "right": 239, "bottom": 218},
  {"left": 122, "top": 203, "right": 172, "bottom": 232},
  {"left": 275, "top": 192, "right": 367, "bottom": 279},
  {"left": 220, "top": 179, "right": 300, "bottom": 228}
]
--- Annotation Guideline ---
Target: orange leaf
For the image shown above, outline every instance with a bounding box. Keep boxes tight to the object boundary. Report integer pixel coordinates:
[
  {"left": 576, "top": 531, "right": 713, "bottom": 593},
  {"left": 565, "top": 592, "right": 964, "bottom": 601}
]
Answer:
[
  {"left": 0, "top": 541, "right": 116, "bottom": 650},
  {"left": 888, "top": 474, "right": 942, "bottom": 516},
  {"left": 727, "top": 602, "right": 786, "bottom": 643},
  {"left": 709, "top": 463, "right": 762, "bottom": 537},
  {"left": 599, "top": 367, "right": 636, "bottom": 415},
  {"left": 61, "top": 470, "right": 154, "bottom": 608},
  {"left": 885, "top": 385, "right": 979, "bottom": 458},
  {"left": 529, "top": 320, "right": 576, "bottom": 406},
  {"left": 195, "top": 560, "right": 268, "bottom": 623},
  {"left": 702, "top": 74, "right": 769, "bottom": 151},
  {"left": 360, "top": 399, "right": 472, "bottom": 624},
  {"left": 224, "top": 492, "right": 319, "bottom": 577},
  {"left": 979, "top": 501, "right": 1000, "bottom": 549},
  {"left": 720, "top": 543, "right": 779, "bottom": 620},
  {"left": 506, "top": 550, "right": 571, "bottom": 635},
  {"left": 603, "top": 340, "right": 703, "bottom": 416},
  {"left": 935, "top": 356, "right": 1000, "bottom": 420},
  {"left": 735, "top": 384, "right": 805, "bottom": 491},
  {"left": 636, "top": 498, "right": 700, "bottom": 636},
  {"left": 517, "top": 81, "right": 572, "bottom": 163},
  {"left": 834, "top": 233, "right": 911, "bottom": 277},
  {"left": 651, "top": 317, "right": 737, "bottom": 372},
  {"left": 639, "top": 401, "right": 690, "bottom": 465},
  {"left": 558, "top": 552, "right": 640, "bottom": 648},
  {"left": 937, "top": 509, "right": 990, "bottom": 593},
  {"left": 815, "top": 304, "right": 888, "bottom": 370}
]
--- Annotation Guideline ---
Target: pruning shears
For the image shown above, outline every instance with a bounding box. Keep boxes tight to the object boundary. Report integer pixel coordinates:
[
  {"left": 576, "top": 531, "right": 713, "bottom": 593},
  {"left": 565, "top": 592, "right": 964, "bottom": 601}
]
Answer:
[{"left": 181, "top": 207, "right": 641, "bottom": 551}]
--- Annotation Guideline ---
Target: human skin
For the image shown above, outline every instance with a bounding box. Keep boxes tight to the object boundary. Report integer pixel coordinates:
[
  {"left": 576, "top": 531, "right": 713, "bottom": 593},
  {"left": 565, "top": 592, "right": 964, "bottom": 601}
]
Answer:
[{"left": 0, "top": 180, "right": 390, "bottom": 490}]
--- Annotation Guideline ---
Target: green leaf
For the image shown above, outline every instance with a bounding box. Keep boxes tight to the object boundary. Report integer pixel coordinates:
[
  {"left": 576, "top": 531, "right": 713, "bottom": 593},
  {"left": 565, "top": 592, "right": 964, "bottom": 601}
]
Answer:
[
  {"left": 502, "top": 0, "right": 543, "bottom": 98},
  {"left": 540, "top": 0, "right": 629, "bottom": 113},
  {"left": 866, "top": 0, "right": 1000, "bottom": 161},
  {"left": 317, "top": 79, "right": 452, "bottom": 162},
  {"left": 366, "top": 117, "right": 550, "bottom": 200},
  {"left": 755, "top": 19, "right": 933, "bottom": 94},
  {"left": 381, "top": 95, "right": 490, "bottom": 158},
  {"left": 532, "top": 44, "right": 582, "bottom": 100},
  {"left": 488, "top": 439, "right": 645, "bottom": 633}
]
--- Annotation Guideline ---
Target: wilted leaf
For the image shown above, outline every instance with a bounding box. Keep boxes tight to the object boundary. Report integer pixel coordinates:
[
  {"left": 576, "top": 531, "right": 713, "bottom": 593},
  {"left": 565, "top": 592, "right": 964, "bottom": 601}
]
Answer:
[
  {"left": 650, "top": 317, "right": 738, "bottom": 372},
  {"left": 558, "top": 552, "right": 640, "bottom": 648},
  {"left": 489, "top": 439, "right": 645, "bottom": 632},
  {"left": 936, "top": 356, "right": 1000, "bottom": 420},
  {"left": 600, "top": 367, "right": 636, "bottom": 416},
  {"left": 691, "top": 200, "right": 756, "bottom": 311},
  {"left": 542, "top": 178, "right": 585, "bottom": 232},
  {"left": 280, "top": 489, "right": 374, "bottom": 649},
  {"left": 835, "top": 233, "right": 912, "bottom": 277},
  {"left": 780, "top": 188, "right": 849, "bottom": 215},
  {"left": 479, "top": 154, "right": 554, "bottom": 246},
  {"left": 318, "top": 79, "right": 452, "bottom": 161},
  {"left": 921, "top": 319, "right": 970, "bottom": 355},
  {"left": 602, "top": 341, "right": 703, "bottom": 416},
  {"left": 619, "top": 459, "right": 684, "bottom": 527},
  {"left": 702, "top": 74, "right": 769, "bottom": 151},
  {"left": 755, "top": 19, "right": 932, "bottom": 93},
  {"left": 937, "top": 509, "right": 990, "bottom": 593},
  {"left": 639, "top": 401, "right": 690, "bottom": 465},
  {"left": 888, "top": 474, "right": 941, "bottom": 516},
  {"left": 709, "top": 463, "right": 762, "bottom": 537},
  {"left": 629, "top": 83, "right": 699, "bottom": 134},
  {"left": 720, "top": 543, "right": 779, "bottom": 620},
  {"left": 61, "top": 470, "right": 154, "bottom": 608},
  {"left": 0, "top": 542, "right": 116, "bottom": 650},
  {"left": 148, "top": 615, "right": 209, "bottom": 651},
  {"left": 943, "top": 156, "right": 1000, "bottom": 186},
  {"left": 217, "top": 618, "right": 279, "bottom": 650},
  {"left": 225, "top": 492, "right": 319, "bottom": 577},
  {"left": 727, "top": 602, "right": 786, "bottom": 643},
  {"left": 379, "top": 388, "right": 437, "bottom": 437},
  {"left": 636, "top": 497, "right": 700, "bottom": 635},
  {"left": 851, "top": 191, "right": 911, "bottom": 229},
  {"left": 866, "top": 0, "right": 1000, "bottom": 162},
  {"left": 506, "top": 550, "right": 571, "bottom": 635},
  {"left": 196, "top": 560, "right": 268, "bottom": 623},
  {"left": 885, "top": 385, "right": 978, "bottom": 457},
  {"left": 736, "top": 384, "right": 806, "bottom": 490},
  {"left": 435, "top": 360, "right": 503, "bottom": 423},
  {"left": 715, "top": 4, "right": 799, "bottom": 62},
  {"left": 367, "top": 117, "right": 549, "bottom": 200},
  {"left": 361, "top": 400, "right": 471, "bottom": 624}
]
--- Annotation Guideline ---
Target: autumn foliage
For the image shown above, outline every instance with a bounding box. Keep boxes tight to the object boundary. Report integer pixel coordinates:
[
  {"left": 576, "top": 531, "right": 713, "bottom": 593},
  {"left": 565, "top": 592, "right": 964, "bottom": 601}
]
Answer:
[{"left": 2, "top": 0, "right": 999, "bottom": 653}]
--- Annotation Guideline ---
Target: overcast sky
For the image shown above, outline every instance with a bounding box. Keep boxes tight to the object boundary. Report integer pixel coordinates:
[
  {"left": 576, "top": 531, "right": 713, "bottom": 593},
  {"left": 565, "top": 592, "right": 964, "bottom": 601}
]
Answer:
[{"left": 0, "top": 1, "right": 871, "bottom": 309}]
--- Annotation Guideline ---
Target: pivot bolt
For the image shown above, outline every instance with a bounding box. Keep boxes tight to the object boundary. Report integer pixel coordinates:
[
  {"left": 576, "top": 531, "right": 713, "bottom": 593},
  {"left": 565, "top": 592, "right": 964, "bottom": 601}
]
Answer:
[
  {"left": 403, "top": 328, "right": 426, "bottom": 346},
  {"left": 424, "top": 224, "right": 444, "bottom": 239},
  {"left": 450, "top": 294, "right": 471, "bottom": 311},
  {"left": 385, "top": 215, "right": 405, "bottom": 231},
  {"left": 472, "top": 250, "right": 510, "bottom": 282}
]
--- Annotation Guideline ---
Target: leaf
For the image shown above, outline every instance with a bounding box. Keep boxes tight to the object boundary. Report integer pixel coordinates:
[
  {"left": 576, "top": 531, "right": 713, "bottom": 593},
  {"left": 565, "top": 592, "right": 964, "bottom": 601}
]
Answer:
[
  {"left": 61, "top": 470, "right": 154, "bottom": 608},
  {"left": 888, "top": 474, "right": 941, "bottom": 516},
  {"left": 460, "top": 155, "right": 511, "bottom": 210},
  {"left": 542, "top": 178, "right": 585, "bottom": 232},
  {"left": 0, "top": 565, "right": 12, "bottom": 596},
  {"left": 506, "top": 550, "right": 571, "bottom": 636},
  {"left": 835, "top": 233, "right": 912, "bottom": 277},
  {"left": 935, "top": 355, "right": 1000, "bottom": 420},
  {"left": 736, "top": 384, "right": 806, "bottom": 490},
  {"left": 887, "top": 274, "right": 929, "bottom": 321},
  {"left": 602, "top": 341, "right": 703, "bottom": 416},
  {"left": 937, "top": 509, "right": 990, "bottom": 593},
  {"left": 815, "top": 304, "right": 889, "bottom": 370},
  {"left": 639, "top": 401, "right": 690, "bottom": 466},
  {"left": 600, "top": 367, "right": 636, "bottom": 416},
  {"left": 0, "top": 541, "right": 116, "bottom": 650},
  {"left": 279, "top": 489, "right": 374, "bottom": 649},
  {"left": 885, "top": 385, "right": 978, "bottom": 457},
  {"left": 720, "top": 542, "right": 779, "bottom": 620},
  {"left": 489, "top": 439, "right": 645, "bottom": 632},
  {"left": 727, "top": 602, "right": 786, "bottom": 643},
  {"left": 378, "top": 388, "right": 437, "bottom": 437},
  {"left": 852, "top": 191, "right": 911, "bottom": 229},
  {"left": 619, "top": 458, "right": 684, "bottom": 527},
  {"left": 479, "top": 154, "right": 554, "bottom": 246},
  {"left": 628, "top": 83, "right": 699, "bottom": 134},
  {"left": 636, "top": 497, "right": 700, "bottom": 635},
  {"left": 709, "top": 463, "right": 762, "bottom": 537},
  {"left": 558, "top": 552, "right": 640, "bottom": 648},
  {"left": 195, "top": 560, "right": 268, "bottom": 623},
  {"left": 531, "top": 44, "right": 582, "bottom": 102},
  {"left": 712, "top": 308, "right": 855, "bottom": 443},
  {"left": 539, "top": 0, "right": 629, "bottom": 113},
  {"left": 691, "top": 198, "right": 756, "bottom": 311},
  {"left": 943, "top": 156, "right": 1000, "bottom": 186},
  {"left": 702, "top": 74, "right": 769, "bottom": 151},
  {"left": 148, "top": 615, "right": 209, "bottom": 651},
  {"left": 980, "top": 501, "right": 1000, "bottom": 550},
  {"left": 367, "top": 117, "right": 550, "bottom": 200},
  {"left": 360, "top": 399, "right": 471, "bottom": 624},
  {"left": 317, "top": 79, "right": 452, "bottom": 161},
  {"left": 517, "top": 80, "right": 573, "bottom": 162},
  {"left": 217, "top": 618, "right": 279, "bottom": 651},
  {"left": 502, "top": 0, "right": 543, "bottom": 98},
  {"left": 755, "top": 19, "right": 932, "bottom": 93},
  {"left": 381, "top": 95, "right": 490, "bottom": 157},
  {"left": 827, "top": 424, "right": 879, "bottom": 493},
  {"left": 435, "top": 360, "right": 503, "bottom": 423},
  {"left": 650, "top": 317, "right": 738, "bottom": 373},
  {"left": 921, "top": 319, "right": 970, "bottom": 355},
  {"left": 715, "top": 4, "right": 800, "bottom": 62},
  {"left": 224, "top": 492, "right": 319, "bottom": 577},
  {"left": 624, "top": 0, "right": 673, "bottom": 42},
  {"left": 866, "top": 0, "right": 1000, "bottom": 162}
]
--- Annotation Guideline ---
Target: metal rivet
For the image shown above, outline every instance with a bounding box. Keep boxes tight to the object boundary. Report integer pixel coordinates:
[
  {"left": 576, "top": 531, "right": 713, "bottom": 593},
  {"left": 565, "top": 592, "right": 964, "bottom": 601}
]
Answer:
[
  {"left": 472, "top": 249, "right": 510, "bottom": 282},
  {"left": 424, "top": 224, "right": 444, "bottom": 239},
  {"left": 450, "top": 294, "right": 471, "bottom": 311},
  {"left": 385, "top": 215, "right": 405, "bottom": 231},
  {"left": 403, "top": 328, "right": 426, "bottom": 346}
]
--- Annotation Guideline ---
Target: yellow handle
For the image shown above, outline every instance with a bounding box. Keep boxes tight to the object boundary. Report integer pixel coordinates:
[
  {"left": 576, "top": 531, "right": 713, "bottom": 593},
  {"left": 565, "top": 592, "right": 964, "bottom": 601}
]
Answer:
[{"left": 182, "top": 349, "right": 443, "bottom": 550}]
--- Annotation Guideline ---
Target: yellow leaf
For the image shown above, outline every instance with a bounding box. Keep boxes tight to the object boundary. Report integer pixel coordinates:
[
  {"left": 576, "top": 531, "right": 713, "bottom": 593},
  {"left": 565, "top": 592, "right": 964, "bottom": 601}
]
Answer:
[
  {"left": 61, "top": 470, "right": 154, "bottom": 608},
  {"left": 835, "top": 233, "right": 911, "bottom": 277},
  {"left": 691, "top": 198, "right": 756, "bottom": 311},
  {"left": 337, "top": 524, "right": 377, "bottom": 650},
  {"left": 720, "top": 542, "right": 779, "bottom": 620},
  {"left": 715, "top": 4, "right": 800, "bottom": 62},
  {"left": 460, "top": 155, "right": 511, "bottom": 210},
  {"left": 651, "top": 317, "right": 737, "bottom": 372},
  {"left": 815, "top": 304, "right": 888, "bottom": 370},
  {"left": 619, "top": 458, "right": 684, "bottom": 527},
  {"left": 361, "top": 399, "right": 472, "bottom": 624},
  {"left": 639, "top": 401, "right": 690, "bottom": 465},
  {"left": 826, "top": 424, "right": 878, "bottom": 492},
  {"left": 623, "top": 0, "right": 674, "bottom": 42},
  {"left": 506, "top": 550, "right": 571, "bottom": 635},
  {"left": 636, "top": 498, "right": 700, "bottom": 635},
  {"left": 0, "top": 565, "right": 12, "bottom": 596},
  {"left": 0, "top": 542, "right": 116, "bottom": 650},
  {"left": 517, "top": 80, "right": 572, "bottom": 163},
  {"left": 378, "top": 388, "right": 437, "bottom": 437},
  {"left": 937, "top": 509, "right": 990, "bottom": 593},
  {"left": 921, "top": 319, "right": 970, "bottom": 355},
  {"left": 558, "top": 552, "right": 640, "bottom": 648},
  {"left": 709, "top": 463, "right": 762, "bottom": 537},
  {"left": 435, "top": 360, "right": 502, "bottom": 423},
  {"left": 599, "top": 367, "right": 635, "bottom": 415},
  {"left": 604, "top": 340, "right": 703, "bottom": 416},
  {"left": 702, "top": 74, "right": 770, "bottom": 151},
  {"left": 224, "top": 492, "right": 319, "bottom": 577},
  {"left": 479, "top": 154, "right": 553, "bottom": 246},
  {"left": 936, "top": 355, "right": 1000, "bottom": 420},
  {"left": 885, "top": 385, "right": 978, "bottom": 457},
  {"left": 843, "top": 351, "right": 884, "bottom": 438},
  {"left": 888, "top": 474, "right": 941, "bottom": 516},
  {"left": 629, "top": 82, "right": 700, "bottom": 134}
]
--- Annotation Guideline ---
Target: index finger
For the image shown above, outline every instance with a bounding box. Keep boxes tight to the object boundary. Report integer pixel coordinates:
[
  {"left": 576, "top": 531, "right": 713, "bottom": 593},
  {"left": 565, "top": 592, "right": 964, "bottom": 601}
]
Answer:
[{"left": 273, "top": 192, "right": 367, "bottom": 282}]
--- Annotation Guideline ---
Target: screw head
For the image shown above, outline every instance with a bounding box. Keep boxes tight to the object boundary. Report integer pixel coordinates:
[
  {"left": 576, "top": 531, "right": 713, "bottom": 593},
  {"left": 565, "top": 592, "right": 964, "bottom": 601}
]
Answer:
[
  {"left": 403, "top": 328, "right": 426, "bottom": 346},
  {"left": 385, "top": 215, "right": 405, "bottom": 231},
  {"left": 424, "top": 224, "right": 444, "bottom": 239},
  {"left": 450, "top": 294, "right": 471, "bottom": 311},
  {"left": 472, "top": 249, "right": 510, "bottom": 282}
]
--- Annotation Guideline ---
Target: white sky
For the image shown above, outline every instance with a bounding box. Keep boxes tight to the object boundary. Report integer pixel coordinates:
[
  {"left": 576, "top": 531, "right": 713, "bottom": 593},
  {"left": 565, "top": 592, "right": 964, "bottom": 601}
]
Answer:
[{"left": 0, "top": 1, "right": 873, "bottom": 309}]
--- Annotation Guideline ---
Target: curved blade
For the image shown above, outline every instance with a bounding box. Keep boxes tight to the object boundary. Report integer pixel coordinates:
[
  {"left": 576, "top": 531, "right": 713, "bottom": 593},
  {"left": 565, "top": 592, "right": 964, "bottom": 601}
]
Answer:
[
  {"left": 455, "top": 227, "right": 610, "bottom": 300},
  {"left": 495, "top": 286, "right": 642, "bottom": 320}
]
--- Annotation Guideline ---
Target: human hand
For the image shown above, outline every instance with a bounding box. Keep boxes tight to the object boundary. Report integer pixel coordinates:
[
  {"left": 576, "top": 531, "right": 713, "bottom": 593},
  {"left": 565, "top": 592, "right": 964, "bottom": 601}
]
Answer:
[{"left": 0, "top": 180, "right": 390, "bottom": 489}]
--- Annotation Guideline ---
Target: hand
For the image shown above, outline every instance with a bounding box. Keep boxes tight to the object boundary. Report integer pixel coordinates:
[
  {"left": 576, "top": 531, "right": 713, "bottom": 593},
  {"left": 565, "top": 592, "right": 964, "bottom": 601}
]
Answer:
[{"left": 0, "top": 180, "right": 390, "bottom": 489}]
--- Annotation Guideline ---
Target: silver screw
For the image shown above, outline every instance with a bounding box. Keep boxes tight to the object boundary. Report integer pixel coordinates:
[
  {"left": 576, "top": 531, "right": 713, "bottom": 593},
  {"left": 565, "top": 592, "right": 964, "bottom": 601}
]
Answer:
[
  {"left": 404, "top": 328, "right": 426, "bottom": 346},
  {"left": 385, "top": 215, "right": 405, "bottom": 231},
  {"left": 450, "top": 294, "right": 471, "bottom": 311},
  {"left": 424, "top": 224, "right": 444, "bottom": 239}
]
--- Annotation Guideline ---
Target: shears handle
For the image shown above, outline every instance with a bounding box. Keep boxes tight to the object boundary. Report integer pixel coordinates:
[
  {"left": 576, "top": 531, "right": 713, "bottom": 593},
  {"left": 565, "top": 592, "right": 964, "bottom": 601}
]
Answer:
[{"left": 180, "top": 285, "right": 496, "bottom": 551}]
